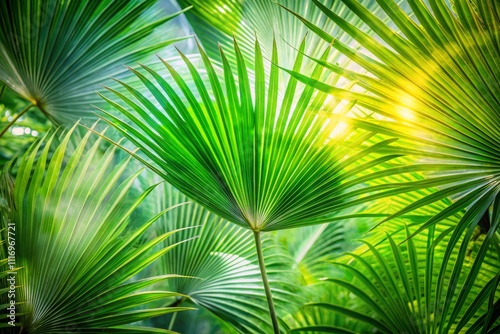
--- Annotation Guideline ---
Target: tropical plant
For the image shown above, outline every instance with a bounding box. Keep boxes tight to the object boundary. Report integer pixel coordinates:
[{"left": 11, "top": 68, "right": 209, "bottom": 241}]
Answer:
[
  {"left": 292, "top": 221, "right": 500, "bottom": 333},
  {"left": 0, "top": 0, "right": 189, "bottom": 135},
  {"left": 136, "top": 179, "right": 298, "bottom": 333},
  {"left": 0, "top": 126, "right": 193, "bottom": 333},
  {"left": 175, "top": 0, "right": 381, "bottom": 72},
  {"left": 97, "top": 31, "right": 405, "bottom": 332},
  {"left": 282, "top": 0, "right": 500, "bottom": 242},
  {"left": 279, "top": 0, "right": 500, "bottom": 329}
]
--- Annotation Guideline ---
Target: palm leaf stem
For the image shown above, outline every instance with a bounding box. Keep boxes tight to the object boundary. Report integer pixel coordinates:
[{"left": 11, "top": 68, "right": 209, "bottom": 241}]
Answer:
[
  {"left": 0, "top": 103, "right": 34, "bottom": 139},
  {"left": 254, "top": 230, "right": 280, "bottom": 334},
  {"left": 168, "top": 311, "right": 178, "bottom": 331}
]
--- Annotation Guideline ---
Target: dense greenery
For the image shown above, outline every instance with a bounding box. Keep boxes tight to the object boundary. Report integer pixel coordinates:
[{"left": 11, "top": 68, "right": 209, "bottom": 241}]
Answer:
[{"left": 1, "top": 0, "right": 498, "bottom": 333}]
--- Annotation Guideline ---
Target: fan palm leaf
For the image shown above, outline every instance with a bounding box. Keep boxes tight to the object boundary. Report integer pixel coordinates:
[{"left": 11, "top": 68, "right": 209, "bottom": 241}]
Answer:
[
  {"left": 0, "top": 126, "right": 194, "bottom": 333},
  {"left": 176, "top": 0, "right": 383, "bottom": 74},
  {"left": 280, "top": 4, "right": 500, "bottom": 326},
  {"left": 0, "top": 0, "right": 189, "bottom": 133},
  {"left": 280, "top": 0, "right": 500, "bottom": 238},
  {"left": 291, "top": 219, "right": 500, "bottom": 333},
  {"left": 137, "top": 181, "right": 298, "bottom": 333},
  {"left": 98, "top": 34, "right": 401, "bottom": 332}
]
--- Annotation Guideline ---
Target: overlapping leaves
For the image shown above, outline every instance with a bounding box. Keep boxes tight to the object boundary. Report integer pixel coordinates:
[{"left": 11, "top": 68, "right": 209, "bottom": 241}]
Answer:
[
  {"left": 176, "top": 0, "right": 382, "bottom": 74},
  {"left": 282, "top": 0, "right": 500, "bottom": 238},
  {"left": 0, "top": 0, "right": 188, "bottom": 125},
  {"left": 99, "top": 35, "right": 400, "bottom": 232},
  {"left": 0, "top": 127, "right": 192, "bottom": 333},
  {"left": 291, "top": 220, "right": 500, "bottom": 333},
  {"left": 140, "top": 181, "right": 298, "bottom": 333}
]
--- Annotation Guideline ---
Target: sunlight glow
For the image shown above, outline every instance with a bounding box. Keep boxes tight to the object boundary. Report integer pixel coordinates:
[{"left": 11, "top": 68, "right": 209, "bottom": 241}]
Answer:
[
  {"left": 397, "top": 93, "right": 417, "bottom": 121},
  {"left": 11, "top": 126, "right": 25, "bottom": 136},
  {"left": 329, "top": 121, "right": 348, "bottom": 138},
  {"left": 210, "top": 251, "right": 252, "bottom": 266},
  {"left": 216, "top": 5, "right": 230, "bottom": 14}
]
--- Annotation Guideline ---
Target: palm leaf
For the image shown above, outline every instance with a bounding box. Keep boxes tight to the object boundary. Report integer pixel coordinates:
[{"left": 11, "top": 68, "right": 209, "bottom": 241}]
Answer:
[
  {"left": 176, "top": 0, "right": 382, "bottom": 73},
  {"left": 291, "top": 220, "right": 500, "bottom": 333},
  {"left": 279, "top": 4, "right": 500, "bottom": 331},
  {"left": 280, "top": 0, "right": 500, "bottom": 237},
  {"left": 139, "top": 180, "right": 299, "bottom": 333},
  {"left": 0, "top": 126, "right": 194, "bottom": 333},
  {"left": 273, "top": 208, "right": 371, "bottom": 284},
  {"left": 100, "top": 34, "right": 400, "bottom": 231},
  {"left": 99, "top": 34, "right": 401, "bottom": 332},
  {"left": 0, "top": 0, "right": 189, "bottom": 129}
]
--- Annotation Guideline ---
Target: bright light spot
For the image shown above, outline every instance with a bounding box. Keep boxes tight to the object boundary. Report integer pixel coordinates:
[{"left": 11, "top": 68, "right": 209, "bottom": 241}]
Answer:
[
  {"left": 11, "top": 127, "right": 24, "bottom": 136},
  {"left": 5, "top": 110, "right": 10, "bottom": 117},
  {"left": 216, "top": 5, "right": 226, "bottom": 13},
  {"left": 32, "top": 130, "right": 39, "bottom": 137},
  {"left": 329, "top": 121, "right": 348, "bottom": 138},
  {"left": 24, "top": 127, "right": 31, "bottom": 135},
  {"left": 397, "top": 106, "right": 415, "bottom": 120},
  {"left": 7, "top": 116, "right": 12, "bottom": 121},
  {"left": 396, "top": 93, "right": 417, "bottom": 121},
  {"left": 210, "top": 251, "right": 252, "bottom": 266},
  {"left": 399, "top": 93, "right": 415, "bottom": 107}
]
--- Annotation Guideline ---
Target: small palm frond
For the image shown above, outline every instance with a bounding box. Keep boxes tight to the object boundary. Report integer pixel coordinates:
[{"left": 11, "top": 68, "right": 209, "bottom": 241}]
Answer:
[
  {"left": 274, "top": 215, "right": 369, "bottom": 284},
  {"left": 291, "top": 221, "right": 500, "bottom": 333},
  {"left": 0, "top": 126, "right": 193, "bottom": 333},
  {"left": 0, "top": 0, "right": 189, "bottom": 126},
  {"left": 280, "top": 0, "right": 500, "bottom": 239},
  {"left": 141, "top": 181, "right": 299, "bottom": 333}
]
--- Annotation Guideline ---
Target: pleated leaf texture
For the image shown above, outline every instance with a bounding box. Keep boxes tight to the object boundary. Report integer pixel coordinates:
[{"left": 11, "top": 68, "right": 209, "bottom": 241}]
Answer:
[
  {"left": 143, "top": 182, "right": 298, "bottom": 333},
  {"left": 281, "top": 0, "right": 500, "bottom": 238},
  {"left": 295, "top": 222, "right": 500, "bottom": 333},
  {"left": 100, "top": 36, "right": 401, "bottom": 232},
  {"left": 0, "top": 127, "right": 193, "bottom": 333},
  {"left": 0, "top": 0, "right": 187, "bottom": 125}
]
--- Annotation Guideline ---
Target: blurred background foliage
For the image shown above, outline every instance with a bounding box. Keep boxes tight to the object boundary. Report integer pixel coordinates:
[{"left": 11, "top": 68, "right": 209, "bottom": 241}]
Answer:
[{"left": 1, "top": 0, "right": 498, "bottom": 333}]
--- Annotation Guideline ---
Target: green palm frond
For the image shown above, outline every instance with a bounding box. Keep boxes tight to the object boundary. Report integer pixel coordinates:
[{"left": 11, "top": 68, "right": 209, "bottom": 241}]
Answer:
[
  {"left": 283, "top": 285, "right": 374, "bottom": 334},
  {"left": 280, "top": 0, "right": 500, "bottom": 239},
  {"left": 0, "top": 0, "right": 189, "bottom": 128},
  {"left": 291, "top": 221, "right": 500, "bottom": 333},
  {"left": 140, "top": 181, "right": 298, "bottom": 333},
  {"left": 0, "top": 126, "right": 194, "bottom": 333},
  {"left": 99, "top": 34, "right": 401, "bottom": 333},
  {"left": 100, "top": 35, "right": 399, "bottom": 232}
]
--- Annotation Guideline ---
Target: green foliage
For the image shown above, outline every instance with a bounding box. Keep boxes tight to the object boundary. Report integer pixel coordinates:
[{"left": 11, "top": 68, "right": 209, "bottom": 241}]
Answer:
[
  {"left": 0, "top": 0, "right": 188, "bottom": 125},
  {"left": 0, "top": 127, "right": 192, "bottom": 333},
  {"left": 1, "top": 0, "right": 499, "bottom": 332},
  {"left": 282, "top": 0, "right": 500, "bottom": 238},
  {"left": 99, "top": 36, "right": 398, "bottom": 232},
  {"left": 0, "top": 85, "right": 50, "bottom": 167},
  {"left": 139, "top": 180, "right": 299, "bottom": 333},
  {"left": 175, "top": 0, "right": 380, "bottom": 73},
  {"left": 292, "top": 222, "right": 500, "bottom": 333}
]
